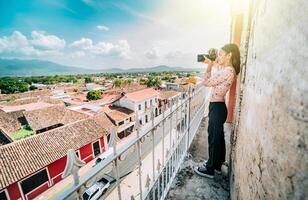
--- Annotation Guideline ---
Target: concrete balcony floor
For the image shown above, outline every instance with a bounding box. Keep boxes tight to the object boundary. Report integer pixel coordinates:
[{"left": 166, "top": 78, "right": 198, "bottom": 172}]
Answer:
[{"left": 166, "top": 117, "right": 230, "bottom": 200}]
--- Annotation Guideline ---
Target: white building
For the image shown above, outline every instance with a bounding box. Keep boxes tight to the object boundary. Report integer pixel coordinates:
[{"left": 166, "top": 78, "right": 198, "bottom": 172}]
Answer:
[
  {"left": 86, "top": 83, "right": 106, "bottom": 91},
  {"left": 112, "top": 88, "right": 159, "bottom": 125}
]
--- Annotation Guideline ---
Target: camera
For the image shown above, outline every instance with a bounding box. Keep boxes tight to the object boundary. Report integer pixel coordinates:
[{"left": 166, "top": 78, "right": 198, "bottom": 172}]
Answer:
[{"left": 197, "top": 48, "right": 217, "bottom": 62}]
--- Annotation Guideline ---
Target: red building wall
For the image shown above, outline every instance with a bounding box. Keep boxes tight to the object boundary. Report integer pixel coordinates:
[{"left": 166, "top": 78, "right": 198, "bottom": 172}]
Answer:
[
  {"left": 100, "top": 137, "right": 105, "bottom": 152},
  {"left": 4, "top": 137, "right": 105, "bottom": 200},
  {"left": 7, "top": 183, "right": 22, "bottom": 200},
  {"left": 47, "top": 156, "right": 67, "bottom": 185},
  {"left": 80, "top": 143, "right": 93, "bottom": 163}
]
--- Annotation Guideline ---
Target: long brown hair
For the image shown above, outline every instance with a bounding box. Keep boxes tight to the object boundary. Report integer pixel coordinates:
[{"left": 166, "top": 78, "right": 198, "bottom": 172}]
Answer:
[{"left": 221, "top": 43, "right": 241, "bottom": 75}]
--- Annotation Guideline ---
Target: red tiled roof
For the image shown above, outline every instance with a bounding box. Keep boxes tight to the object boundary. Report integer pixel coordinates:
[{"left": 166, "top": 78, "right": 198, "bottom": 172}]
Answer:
[
  {"left": 0, "top": 110, "right": 21, "bottom": 137},
  {"left": 23, "top": 105, "right": 88, "bottom": 131},
  {"left": 0, "top": 102, "right": 53, "bottom": 112},
  {"left": 0, "top": 113, "right": 113, "bottom": 189},
  {"left": 102, "top": 105, "right": 134, "bottom": 122},
  {"left": 124, "top": 88, "right": 159, "bottom": 102},
  {"left": 158, "top": 90, "right": 180, "bottom": 100}
]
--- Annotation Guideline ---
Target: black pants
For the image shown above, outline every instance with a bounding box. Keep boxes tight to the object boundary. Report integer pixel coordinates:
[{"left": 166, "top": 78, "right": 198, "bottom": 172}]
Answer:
[{"left": 206, "top": 102, "right": 227, "bottom": 172}]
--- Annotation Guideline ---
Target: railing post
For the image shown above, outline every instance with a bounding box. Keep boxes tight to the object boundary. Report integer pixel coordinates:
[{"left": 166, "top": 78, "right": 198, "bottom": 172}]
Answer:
[
  {"left": 134, "top": 113, "right": 143, "bottom": 200},
  {"left": 110, "top": 127, "right": 122, "bottom": 200},
  {"left": 187, "top": 86, "right": 192, "bottom": 149},
  {"left": 150, "top": 107, "right": 156, "bottom": 199},
  {"left": 161, "top": 104, "right": 166, "bottom": 195},
  {"left": 175, "top": 98, "right": 179, "bottom": 168},
  {"left": 169, "top": 101, "right": 173, "bottom": 182},
  {"left": 180, "top": 95, "right": 183, "bottom": 158}
]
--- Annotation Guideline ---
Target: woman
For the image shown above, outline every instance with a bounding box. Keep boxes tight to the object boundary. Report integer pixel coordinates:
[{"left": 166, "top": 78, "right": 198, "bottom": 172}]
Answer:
[{"left": 194, "top": 43, "right": 240, "bottom": 178}]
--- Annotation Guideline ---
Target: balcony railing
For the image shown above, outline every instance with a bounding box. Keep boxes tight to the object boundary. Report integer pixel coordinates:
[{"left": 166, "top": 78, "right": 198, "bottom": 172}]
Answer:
[{"left": 55, "top": 83, "right": 207, "bottom": 200}]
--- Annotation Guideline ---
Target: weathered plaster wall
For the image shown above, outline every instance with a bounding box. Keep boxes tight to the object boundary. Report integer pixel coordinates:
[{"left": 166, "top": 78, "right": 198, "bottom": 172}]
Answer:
[{"left": 230, "top": 0, "right": 308, "bottom": 199}]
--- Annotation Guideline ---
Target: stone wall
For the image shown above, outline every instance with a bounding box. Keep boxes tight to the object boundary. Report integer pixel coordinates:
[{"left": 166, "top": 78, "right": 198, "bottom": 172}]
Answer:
[{"left": 230, "top": 0, "right": 308, "bottom": 199}]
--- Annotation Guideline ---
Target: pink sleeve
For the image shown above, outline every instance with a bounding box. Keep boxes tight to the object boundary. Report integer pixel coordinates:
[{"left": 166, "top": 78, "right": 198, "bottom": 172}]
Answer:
[{"left": 203, "top": 69, "right": 235, "bottom": 87}]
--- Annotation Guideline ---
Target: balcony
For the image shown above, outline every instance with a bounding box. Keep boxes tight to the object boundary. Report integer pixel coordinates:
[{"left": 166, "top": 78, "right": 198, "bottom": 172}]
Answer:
[
  {"left": 165, "top": 117, "right": 230, "bottom": 200},
  {"left": 38, "top": 83, "right": 207, "bottom": 200}
]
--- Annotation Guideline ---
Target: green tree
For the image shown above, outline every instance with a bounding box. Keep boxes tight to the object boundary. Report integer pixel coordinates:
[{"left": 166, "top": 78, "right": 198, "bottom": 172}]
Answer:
[
  {"left": 85, "top": 77, "right": 94, "bottom": 83},
  {"left": 0, "top": 78, "right": 29, "bottom": 94},
  {"left": 113, "top": 79, "right": 122, "bottom": 88},
  {"left": 86, "top": 90, "right": 102, "bottom": 101},
  {"left": 146, "top": 76, "right": 161, "bottom": 87}
]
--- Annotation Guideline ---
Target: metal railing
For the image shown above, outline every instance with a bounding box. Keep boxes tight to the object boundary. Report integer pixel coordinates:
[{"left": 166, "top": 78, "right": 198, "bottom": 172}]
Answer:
[{"left": 56, "top": 83, "right": 207, "bottom": 200}]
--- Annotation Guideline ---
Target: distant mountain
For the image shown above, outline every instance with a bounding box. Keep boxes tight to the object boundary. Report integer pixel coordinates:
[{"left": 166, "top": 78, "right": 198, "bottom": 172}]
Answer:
[
  {"left": 0, "top": 59, "right": 97, "bottom": 76},
  {"left": 0, "top": 58, "right": 202, "bottom": 76}
]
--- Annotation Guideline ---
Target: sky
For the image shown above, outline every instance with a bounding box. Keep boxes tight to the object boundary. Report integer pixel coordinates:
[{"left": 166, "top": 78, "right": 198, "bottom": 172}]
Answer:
[{"left": 0, "top": 0, "right": 231, "bottom": 69}]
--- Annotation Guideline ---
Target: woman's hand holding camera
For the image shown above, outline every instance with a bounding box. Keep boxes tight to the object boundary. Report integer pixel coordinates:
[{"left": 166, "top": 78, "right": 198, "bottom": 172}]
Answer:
[{"left": 203, "top": 55, "right": 215, "bottom": 72}]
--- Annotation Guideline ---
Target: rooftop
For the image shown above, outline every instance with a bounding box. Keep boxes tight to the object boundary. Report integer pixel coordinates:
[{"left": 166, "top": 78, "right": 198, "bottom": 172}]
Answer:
[
  {"left": 0, "top": 113, "right": 113, "bottom": 189},
  {"left": 0, "top": 102, "right": 53, "bottom": 112},
  {"left": 125, "top": 88, "right": 159, "bottom": 102},
  {"left": 102, "top": 105, "right": 134, "bottom": 122},
  {"left": 158, "top": 90, "right": 180, "bottom": 100},
  {"left": 0, "top": 110, "right": 21, "bottom": 137},
  {"left": 23, "top": 105, "right": 88, "bottom": 131}
]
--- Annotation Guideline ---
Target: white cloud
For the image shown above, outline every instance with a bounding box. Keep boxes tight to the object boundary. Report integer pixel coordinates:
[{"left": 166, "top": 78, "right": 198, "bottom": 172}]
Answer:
[
  {"left": 114, "top": 0, "right": 231, "bottom": 68},
  {"left": 70, "top": 38, "right": 132, "bottom": 59},
  {"left": 69, "top": 37, "right": 93, "bottom": 49},
  {"left": 69, "top": 51, "right": 86, "bottom": 58},
  {"left": 30, "top": 31, "right": 66, "bottom": 50},
  {"left": 0, "top": 31, "right": 29, "bottom": 53},
  {"left": 0, "top": 30, "right": 65, "bottom": 57},
  {"left": 165, "top": 50, "right": 183, "bottom": 59},
  {"left": 145, "top": 49, "right": 158, "bottom": 59},
  {"left": 96, "top": 25, "right": 110, "bottom": 31}
]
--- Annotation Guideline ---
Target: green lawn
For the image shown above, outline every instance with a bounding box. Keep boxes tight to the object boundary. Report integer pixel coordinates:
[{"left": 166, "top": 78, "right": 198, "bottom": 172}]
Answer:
[{"left": 12, "top": 126, "right": 35, "bottom": 140}]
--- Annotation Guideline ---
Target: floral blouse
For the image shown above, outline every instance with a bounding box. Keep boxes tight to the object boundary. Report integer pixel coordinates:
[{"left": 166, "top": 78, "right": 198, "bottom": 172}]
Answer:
[{"left": 203, "top": 65, "right": 236, "bottom": 102}]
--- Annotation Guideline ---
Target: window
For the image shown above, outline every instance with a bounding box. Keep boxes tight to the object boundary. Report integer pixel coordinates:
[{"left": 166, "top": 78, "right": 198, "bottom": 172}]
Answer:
[
  {"left": 118, "top": 131, "right": 125, "bottom": 139},
  {"left": 0, "top": 190, "right": 8, "bottom": 200},
  {"left": 138, "top": 104, "right": 141, "bottom": 110},
  {"left": 139, "top": 120, "right": 142, "bottom": 125},
  {"left": 155, "top": 98, "right": 157, "bottom": 103},
  {"left": 145, "top": 101, "right": 147, "bottom": 108},
  {"left": 150, "top": 99, "right": 152, "bottom": 106},
  {"left": 92, "top": 141, "right": 101, "bottom": 157},
  {"left": 118, "top": 121, "right": 124, "bottom": 126},
  {"left": 145, "top": 115, "right": 148, "bottom": 123},
  {"left": 20, "top": 169, "right": 49, "bottom": 195}
]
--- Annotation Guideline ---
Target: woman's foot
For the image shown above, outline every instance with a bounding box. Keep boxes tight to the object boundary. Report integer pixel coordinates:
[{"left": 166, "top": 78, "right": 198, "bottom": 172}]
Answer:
[
  {"left": 193, "top": 166, "right": 214, "bottom": 179},
  {"left": 201, "top": 160, "right": 222, "bottom": 175}
]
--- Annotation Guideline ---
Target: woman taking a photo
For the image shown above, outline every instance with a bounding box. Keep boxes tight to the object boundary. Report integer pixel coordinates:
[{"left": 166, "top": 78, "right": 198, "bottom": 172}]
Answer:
[{"left": 194, "top": 43, "right": 240, "bottom": 178}]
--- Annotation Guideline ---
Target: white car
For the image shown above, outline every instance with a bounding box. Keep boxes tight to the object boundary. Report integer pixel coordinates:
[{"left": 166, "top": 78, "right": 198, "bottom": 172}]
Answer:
[{"left": 82, "top": 177, "right": 110, "bottom": 200}]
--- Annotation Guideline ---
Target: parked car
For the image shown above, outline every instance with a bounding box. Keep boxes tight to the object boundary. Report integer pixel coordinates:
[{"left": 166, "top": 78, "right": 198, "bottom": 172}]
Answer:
[{"left": 82, "top": 177, "right": 110, "bottom": 200}]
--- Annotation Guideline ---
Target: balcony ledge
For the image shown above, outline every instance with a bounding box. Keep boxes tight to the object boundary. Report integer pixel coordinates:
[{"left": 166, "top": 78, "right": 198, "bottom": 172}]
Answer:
[{"left": 166, "top": 117, "right": 230, "bottom": 200}]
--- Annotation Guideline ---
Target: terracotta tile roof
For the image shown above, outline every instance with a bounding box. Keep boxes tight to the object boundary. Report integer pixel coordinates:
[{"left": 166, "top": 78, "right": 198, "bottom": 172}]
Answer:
[
  {"left": 158, "top": 90, "right": 180, "bottom": 100},
  {"left": 102, "top": 105, "right": 134, "bottom": 122},
  {"left": 0, "top": 102, "right": 53, "bottom": 112},
  {"left": 108, "top": 84, "right": 147, "bottom": 94},
  {"left": 23, "top": 105, "right": 88, "bottom": 132},
  {"left": 0, "top": 110, "right": 21, "bottom": 136},
  {"left": 124, "top": 88, "right": 159, "bottom": 102},
  {"left": 0, "top": 113, "right": 112, "bottom": 189},
  {"left": 0, "top": 96, "right": 64, "bottom": 107},
  {"left": 0, "top": 90, "right": 51, "bottom": 102}
]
